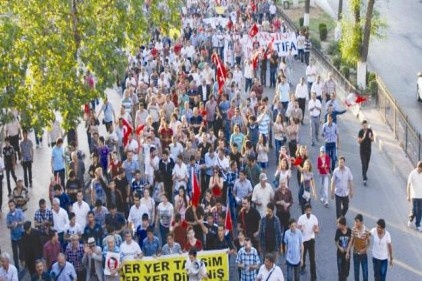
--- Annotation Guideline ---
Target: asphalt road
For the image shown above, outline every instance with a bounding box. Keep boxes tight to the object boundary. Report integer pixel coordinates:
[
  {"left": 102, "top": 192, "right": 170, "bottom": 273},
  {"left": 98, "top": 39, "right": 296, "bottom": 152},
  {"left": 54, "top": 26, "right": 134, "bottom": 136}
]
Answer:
[
  {"left": 324, "top": 0, "right": 422, "bottom": 133},
  {"left": 1, "top": 58, "right": 421, "bottom": 281}
]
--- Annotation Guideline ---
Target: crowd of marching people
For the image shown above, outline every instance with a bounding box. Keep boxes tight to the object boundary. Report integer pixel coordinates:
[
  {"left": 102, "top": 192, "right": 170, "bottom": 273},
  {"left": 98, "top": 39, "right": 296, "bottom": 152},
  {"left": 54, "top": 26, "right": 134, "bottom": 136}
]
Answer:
[{"left": 0, "top": 1, "right": 400, "bottom": 281}]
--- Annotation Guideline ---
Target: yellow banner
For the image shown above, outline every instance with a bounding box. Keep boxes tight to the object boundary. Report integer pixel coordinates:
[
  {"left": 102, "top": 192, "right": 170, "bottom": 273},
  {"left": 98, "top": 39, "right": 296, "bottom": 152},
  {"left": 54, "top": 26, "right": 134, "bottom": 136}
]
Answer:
[{"left": 121, "top": 249, "right": 229, "bottom": 281}]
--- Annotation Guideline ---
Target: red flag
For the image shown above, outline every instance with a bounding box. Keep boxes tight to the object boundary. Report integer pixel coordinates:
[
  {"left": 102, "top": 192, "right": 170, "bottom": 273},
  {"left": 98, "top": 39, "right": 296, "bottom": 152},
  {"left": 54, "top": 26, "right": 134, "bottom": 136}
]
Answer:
[
  {"left": 191, "top": 170, "right": 200, "bottom": 207},
  {"left": 251, "top": 1, "right": 257, "bottom": 13},
  {"left": 248, "top": 23, "right": 258, "bottom": 38},
  {"left": 264, "top": 37, "right": 275, "bottom": 58},
  {"left": 224, "top": 204, "right": 233, "bottom": 232},
  {"left": 135, "top": 124, "right": 145, "bottom": 135},
  {"left": 211, "top": 52, "right": 227, "bottom": 94},
  {"left": 226, "top": 20, "right": 233, "bottom": 30},
  {"left": 355, "top": 95, "right": 367, "bottom": 104},
  {"left": 122, "top": 118, "right": 133, "bottom": 146},
  {"left": 291, "top": 157, "right": 303, "bottom": 167},
  {"left": 250, "top": 49, "right": 262, "bottom": 69}
]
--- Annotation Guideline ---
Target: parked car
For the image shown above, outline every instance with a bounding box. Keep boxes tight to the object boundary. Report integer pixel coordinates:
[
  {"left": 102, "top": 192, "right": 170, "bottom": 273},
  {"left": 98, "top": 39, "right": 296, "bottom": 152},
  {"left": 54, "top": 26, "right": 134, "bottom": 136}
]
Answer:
[{"left": 417, "top": 72, "right": 422, "bottom": 101}]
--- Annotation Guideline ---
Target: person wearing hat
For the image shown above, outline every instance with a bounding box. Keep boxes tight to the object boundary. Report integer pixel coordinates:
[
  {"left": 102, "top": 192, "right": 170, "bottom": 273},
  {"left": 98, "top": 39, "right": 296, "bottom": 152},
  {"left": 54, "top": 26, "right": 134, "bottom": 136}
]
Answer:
[
  {"left": 252, "top": 173, "right": 274, "bottom": 218},
  {"left": 82, "top": 237, "right": 104, "bottom": 281},
  {"left": 317, "top": 146, "right": 330, "bottom": 207}
]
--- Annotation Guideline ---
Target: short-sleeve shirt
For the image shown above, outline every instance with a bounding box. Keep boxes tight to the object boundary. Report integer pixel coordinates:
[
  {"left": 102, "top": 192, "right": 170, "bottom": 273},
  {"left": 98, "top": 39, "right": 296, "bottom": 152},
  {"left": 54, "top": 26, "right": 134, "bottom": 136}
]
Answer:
[
  {"left": 370, "top": 228, "right": 391, "bottom": 260},
  {"left": 332, "top": 166, "right": 353, "bottom": 197},
  {"left": 284, "top": 229, "right": 303, "bottom": 265}
]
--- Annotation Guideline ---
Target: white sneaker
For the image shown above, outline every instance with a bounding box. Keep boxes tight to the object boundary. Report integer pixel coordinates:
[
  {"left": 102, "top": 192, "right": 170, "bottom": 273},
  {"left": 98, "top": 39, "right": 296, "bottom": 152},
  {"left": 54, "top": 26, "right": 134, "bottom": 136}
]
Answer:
[
  {"left": 324, "top": 201, "right": 329, "bottom": 207},
  {"left": 417, "top": 226, "right": 422, "bottom": 232},
  {"left": 320, "top": 197, "right": 324, "bottom": 203},
  {"left": 408, "top": 221, "right": 413, "bottom": 228}
]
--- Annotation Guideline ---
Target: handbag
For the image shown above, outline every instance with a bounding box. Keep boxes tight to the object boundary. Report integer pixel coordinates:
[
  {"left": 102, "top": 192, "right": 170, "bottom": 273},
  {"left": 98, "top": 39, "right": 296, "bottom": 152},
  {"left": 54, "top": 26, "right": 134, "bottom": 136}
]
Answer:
[{"left": 302, "top": 190, "right": 311, "bottom": 201}]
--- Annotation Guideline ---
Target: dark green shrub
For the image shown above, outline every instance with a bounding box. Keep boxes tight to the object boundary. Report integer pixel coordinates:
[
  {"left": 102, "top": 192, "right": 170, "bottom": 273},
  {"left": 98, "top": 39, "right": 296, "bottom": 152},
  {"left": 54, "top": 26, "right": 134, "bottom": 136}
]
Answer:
[
  {"left": 332, "top": 56, "right": 341, "bottom": 69},
  {"left": 299, "top": 17, "right": 304, "bottom": 27},
  {"left": 319, "top": 23, "right": 328, "bottom": 41},
  {"left": 369, "top": 80, "right": 378, "bottom": 95},
  {"left": 341, "top": 66, "right": 350, "bottom": 79},
  {"left": 327, "top": 41, "right": 340, "bottom": 56}
]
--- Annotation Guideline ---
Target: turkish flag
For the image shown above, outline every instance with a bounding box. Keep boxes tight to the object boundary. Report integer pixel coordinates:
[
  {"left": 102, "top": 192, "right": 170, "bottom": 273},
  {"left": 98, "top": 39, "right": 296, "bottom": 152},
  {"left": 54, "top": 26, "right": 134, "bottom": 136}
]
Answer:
[
  {"left": 122, "top": 118, "right": 133, "bottom": 146},
  {"left": 248, "top": 23, "right": 259, "bottom": 38},
  {"left": 191, "top": 169, "right": 201, "bottom": 207},
  {"left": 355, "top": 95, "right": 367, "bottom": 104},
  {"left": 211, "top": 52, "right": 227, "bottom": 94},
  {"left": 224, "top": 204, "right": 233, "bottom": 232},
  {"left": 251, "top": 48, "right": 262, "bottom": 69}
]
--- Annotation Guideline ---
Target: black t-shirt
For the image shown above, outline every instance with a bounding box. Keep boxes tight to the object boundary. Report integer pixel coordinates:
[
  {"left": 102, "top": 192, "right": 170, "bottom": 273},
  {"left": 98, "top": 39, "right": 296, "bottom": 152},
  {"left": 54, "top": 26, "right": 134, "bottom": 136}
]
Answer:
[
  {"left": 358, "top": 128, "right": 373, "bottom": 151},
  {"left": 185, "top": 206, "right": 205, "bottom": 243},
  {"left": 238, "top": 207, "right": 261, "bottom": 238},
  {"left": 335, "top": 227, "right": 352, "bottom": 255},
  {"left": 3, "top": 145, "right": 15, "bottom": 167},
  {"left": 204, "top": 222, "right": 218, "bottom": 250},
  {"left": 114, "top": 176, "right": 129, "bottom": 201}
]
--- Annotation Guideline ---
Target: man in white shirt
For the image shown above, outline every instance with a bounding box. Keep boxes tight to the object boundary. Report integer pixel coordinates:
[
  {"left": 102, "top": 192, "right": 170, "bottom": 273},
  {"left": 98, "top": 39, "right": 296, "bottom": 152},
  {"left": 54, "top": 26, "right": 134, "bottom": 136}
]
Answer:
[
  {"left": 295, "top": 77, "right": 309, "bottom": 125},
  {"left": 308, "top": 92, "right": 322, "bottom": 146},
  {"left": 256, "top": 253, "right": 285, "bottom": 281},
  {"left": 306, "top": 60, "right": 317, "bottom": 93},
  {"left": 297, "top": 204, "right": 319, "bottom": 280},
  {"left": 127, "top": 193, "right": 149, "bottom": 230},
  {"left": 407, "top": 161, "right": 422, "bottom": 231},
  {"left": 252, "top": 173, "right": 275, "bottom": 217},
  {"left": 0, "top": 253, "right": 18, "bottom": 281},
  {"left": 52, "top": 198, "right": 70, "bottom": 247},
  {"left": 72, "top": 191, "right": 90, "bottom": 228},
  {"left": 311, "top": 75, "right": 323, "bottom": 102},
  {"left": 172, "top": 154, "right": 189, "bottom": 193},
  {"left": 120, "top": 230, "right": 143, "bottom": 262}
]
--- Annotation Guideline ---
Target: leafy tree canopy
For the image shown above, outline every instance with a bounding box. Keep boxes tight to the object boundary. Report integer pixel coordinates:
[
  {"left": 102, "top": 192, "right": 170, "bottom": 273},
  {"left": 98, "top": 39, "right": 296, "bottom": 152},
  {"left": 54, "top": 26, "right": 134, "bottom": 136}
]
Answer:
[{"left": 0, "top": 0, "right": 181, "bottom": 130}]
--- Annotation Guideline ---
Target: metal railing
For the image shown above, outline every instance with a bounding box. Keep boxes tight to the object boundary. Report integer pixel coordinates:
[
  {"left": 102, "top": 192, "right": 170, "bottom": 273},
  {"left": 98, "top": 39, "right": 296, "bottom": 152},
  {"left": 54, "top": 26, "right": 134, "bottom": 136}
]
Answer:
[
  {"left": 278, "top": 4, "right": 421, "bottom": 165},
  {"left": 375, "top": 76, "right": 422, "bottom": 165}
]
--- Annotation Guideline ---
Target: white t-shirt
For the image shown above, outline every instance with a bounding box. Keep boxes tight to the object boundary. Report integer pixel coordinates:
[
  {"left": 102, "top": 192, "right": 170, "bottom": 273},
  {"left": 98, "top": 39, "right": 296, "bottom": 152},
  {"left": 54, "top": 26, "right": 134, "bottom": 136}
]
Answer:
[
  {"left": 52, "top": 207, "right": 70, "bottom": 233},
  {"left": 297, "top": 214, "right": 319, "bottom": 242},
  {"left": 370, "top": 228, "right": 392, "bottom": 260},
  {"left": 256, "top": 264, "right": 285, "bottom": 281},
  {"left": 72, "top": 201, "right": 91, "bottom": 228},
  {"left": 252, "top": 184, "right": 274, "bottom": 218},
  {"left": 64, "top": 222, "right": 83, "bottom": 237},
  {"left": 120, "top": 240, "right": 142, "bottom": 261},
  {"left": 408, "top": 169, "right": 422, "bottom": 199},
  {"left": 127, "top": 204, "right": 149, "bottom": 229}
]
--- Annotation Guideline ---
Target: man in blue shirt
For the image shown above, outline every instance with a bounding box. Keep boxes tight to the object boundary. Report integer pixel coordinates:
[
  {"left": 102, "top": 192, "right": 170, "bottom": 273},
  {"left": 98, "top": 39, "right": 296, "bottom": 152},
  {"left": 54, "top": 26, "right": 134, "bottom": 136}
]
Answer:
[
  {"left": 51, "top": 138, "right": 66, "bottom": 187},
  {"left": 322, "top": 114, "right": 340, "bottom": 172},
  {"left": 142, "top": 227, "right": 161, "bottom": 257},
  {"left": 6, "top": 199, "right": 25, "bottom": 272},
  {"left": 284, "top": 218, "right": 304, "bottom": 281}
]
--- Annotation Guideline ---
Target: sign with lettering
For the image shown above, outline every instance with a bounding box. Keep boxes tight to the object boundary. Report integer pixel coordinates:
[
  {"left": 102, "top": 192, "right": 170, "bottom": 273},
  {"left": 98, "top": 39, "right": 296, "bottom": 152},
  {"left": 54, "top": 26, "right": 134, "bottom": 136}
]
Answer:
[{"left": 120, "top": 250, "right": 229, "bottom": 281}]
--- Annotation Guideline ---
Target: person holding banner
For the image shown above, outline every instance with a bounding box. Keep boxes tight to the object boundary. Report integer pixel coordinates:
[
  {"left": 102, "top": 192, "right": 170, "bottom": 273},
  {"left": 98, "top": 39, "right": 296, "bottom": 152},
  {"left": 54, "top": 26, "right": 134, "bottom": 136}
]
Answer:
[
  {"left": 185, "top": 248, "right": 208, "bottom": 281},
  {"left": 103, "top": 236, "right": 120, "bottom": 281}
]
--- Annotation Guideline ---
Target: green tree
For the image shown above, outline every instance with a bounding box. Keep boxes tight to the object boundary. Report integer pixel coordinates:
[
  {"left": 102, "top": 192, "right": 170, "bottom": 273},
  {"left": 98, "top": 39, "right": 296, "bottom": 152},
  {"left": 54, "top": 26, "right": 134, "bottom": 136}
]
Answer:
[
  {"left": 339, "top": 0, "right": 385, "bottom": 88},
  {"left": 0, "top": 0, "right": 181, "bottom": 130}
]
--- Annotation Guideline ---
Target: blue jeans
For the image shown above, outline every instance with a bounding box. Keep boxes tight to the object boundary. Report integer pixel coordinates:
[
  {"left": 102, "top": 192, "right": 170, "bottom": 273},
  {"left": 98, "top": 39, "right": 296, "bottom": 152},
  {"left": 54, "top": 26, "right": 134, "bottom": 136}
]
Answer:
[
  {"left": 275, "top": 139, "right": 286, "bottom": 165},
  {"left": 325, "top": 142, "right": 337, "bottom": 172},
  {"left": 286, "top": 261, "right": 300, "bottom": 281},
  {"left": 270, "top": 68, "right": 277, "bottom": 87},
  {"left": 353, "top": 253, "right": 368, "bottom": 281},
  {"left": 413, "top": 198, "right": 422, "bottom": 227},
  {"left": 159, "top": 224, "right": 170, "bottom": 246},
  {"left": 372, "top": 258, "right": 388, "bottom": 281}
]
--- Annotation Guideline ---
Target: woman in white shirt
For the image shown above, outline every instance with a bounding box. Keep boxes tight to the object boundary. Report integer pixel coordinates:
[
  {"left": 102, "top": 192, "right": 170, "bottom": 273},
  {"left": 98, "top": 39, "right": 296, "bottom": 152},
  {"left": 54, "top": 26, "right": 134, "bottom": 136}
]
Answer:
[{"left": 369, "top": 219, "right": 393, "bottom": 281}]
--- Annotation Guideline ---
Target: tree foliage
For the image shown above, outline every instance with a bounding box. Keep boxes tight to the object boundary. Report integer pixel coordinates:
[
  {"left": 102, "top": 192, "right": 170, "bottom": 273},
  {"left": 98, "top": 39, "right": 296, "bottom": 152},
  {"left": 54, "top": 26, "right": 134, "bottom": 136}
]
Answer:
[
  {"left": 0, "top": 0, "right": 181, "bottom": 130},
  {"left": 338, "top": 0, "right": 385, "bottom": 66}
]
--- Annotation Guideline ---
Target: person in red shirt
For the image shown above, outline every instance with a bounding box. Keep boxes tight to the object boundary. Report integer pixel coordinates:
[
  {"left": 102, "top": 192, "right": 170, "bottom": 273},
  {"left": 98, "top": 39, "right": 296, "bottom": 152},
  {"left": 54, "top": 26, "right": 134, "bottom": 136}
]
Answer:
[
  {"left": 171, "top": 213, "right": 188, "bottom": 249},
  {"left": 317, "top": 146, "right": 331, "bottom": 207},
  {"left": 184, "top": 226, "right": 203, "bottom": 252},
  {"left": 159, "top": 119, "right": 173, "bottom": 150}
]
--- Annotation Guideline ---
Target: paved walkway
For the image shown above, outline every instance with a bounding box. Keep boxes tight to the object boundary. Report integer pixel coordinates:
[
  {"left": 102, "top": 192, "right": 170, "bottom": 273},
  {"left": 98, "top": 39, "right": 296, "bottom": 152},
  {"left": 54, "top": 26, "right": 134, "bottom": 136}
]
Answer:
[{"left": 1, "top": 50, "right": 421, "bottom": 281}]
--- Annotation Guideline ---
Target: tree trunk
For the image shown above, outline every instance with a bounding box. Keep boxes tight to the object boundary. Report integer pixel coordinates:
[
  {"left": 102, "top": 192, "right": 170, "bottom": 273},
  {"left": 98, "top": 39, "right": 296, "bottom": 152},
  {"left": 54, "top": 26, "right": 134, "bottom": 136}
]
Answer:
[
  {"left": 357, "top": 0, "right": 375, "bottom": 89},
  {"left": 304, "top": 0, "right": 310, "bottom": 27},
  {"left": 361, "top": 0, "right": 375, "bottom": 63},
  {"left": 338, "top": 0, "right": 343, "bottom": 21}
]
